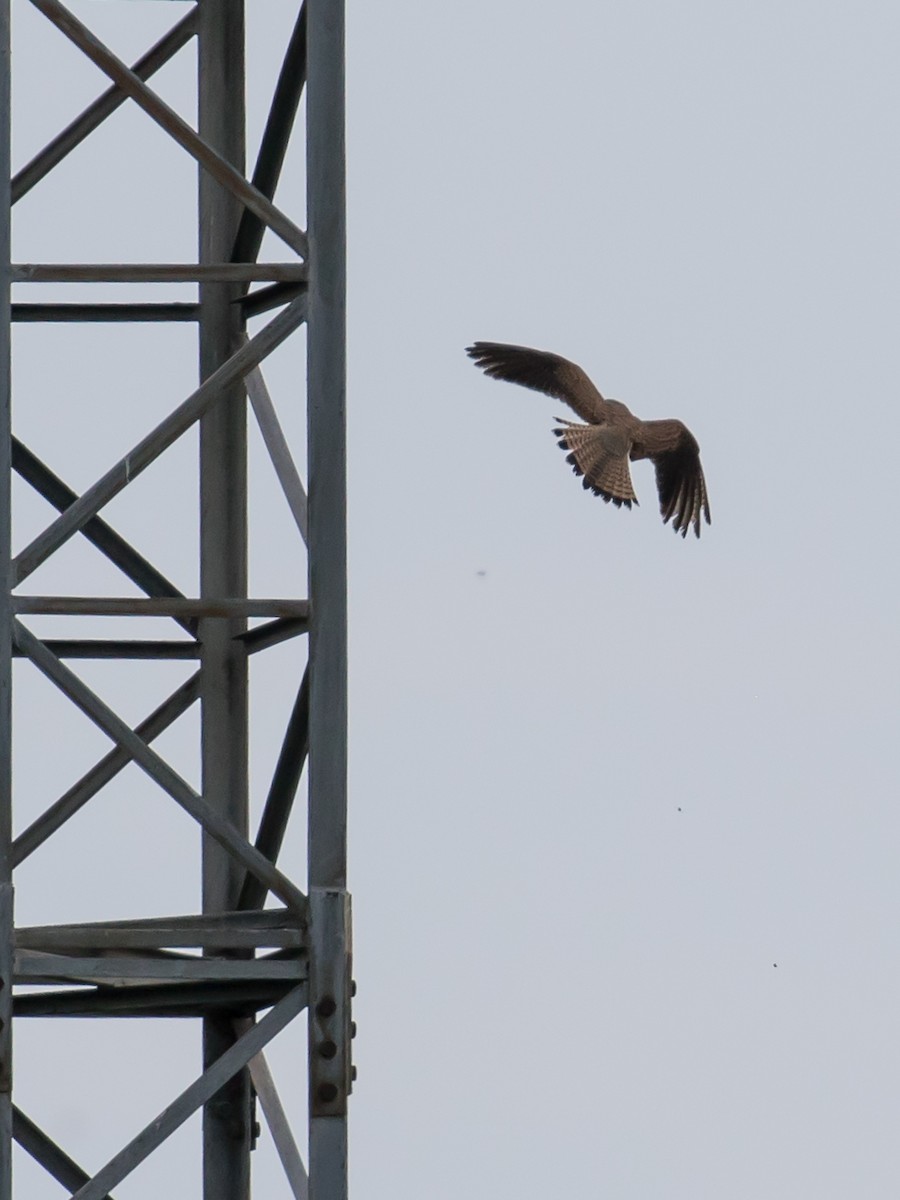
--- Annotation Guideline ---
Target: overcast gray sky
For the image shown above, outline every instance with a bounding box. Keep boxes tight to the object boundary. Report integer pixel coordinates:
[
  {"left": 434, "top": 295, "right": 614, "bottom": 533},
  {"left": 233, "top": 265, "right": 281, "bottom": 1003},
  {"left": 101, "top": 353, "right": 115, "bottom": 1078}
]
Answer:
[{"left": 10, "top": 0, "right": 900, "bottom": 1196}]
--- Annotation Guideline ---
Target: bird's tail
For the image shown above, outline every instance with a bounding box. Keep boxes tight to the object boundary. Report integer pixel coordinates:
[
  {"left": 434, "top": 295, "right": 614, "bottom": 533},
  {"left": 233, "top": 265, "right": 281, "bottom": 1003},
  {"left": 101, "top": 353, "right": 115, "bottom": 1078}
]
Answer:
[{"left": 553, "top": 423, "right": 637, "bottom": 508}]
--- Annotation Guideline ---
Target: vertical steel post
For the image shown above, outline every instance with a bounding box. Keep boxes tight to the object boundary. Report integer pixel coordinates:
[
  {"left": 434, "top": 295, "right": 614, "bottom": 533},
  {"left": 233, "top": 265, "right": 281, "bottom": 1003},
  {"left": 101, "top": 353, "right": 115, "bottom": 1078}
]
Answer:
[
  {"left": 198, "top": 4, "right": 251, "bottom": 1199},
  {"left": 307, "top": 1, "right": 349, "bottom": 1197},
  {"left": 0, "top": 0, "right": 12, "bottom": 1191}
]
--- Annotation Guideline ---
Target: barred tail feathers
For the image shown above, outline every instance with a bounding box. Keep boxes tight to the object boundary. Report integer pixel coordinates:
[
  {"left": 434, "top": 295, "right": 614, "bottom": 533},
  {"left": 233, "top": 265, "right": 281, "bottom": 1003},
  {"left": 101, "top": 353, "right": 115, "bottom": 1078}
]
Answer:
[{"left": 553, "top": 422, "right": 637, "bottom": 508}]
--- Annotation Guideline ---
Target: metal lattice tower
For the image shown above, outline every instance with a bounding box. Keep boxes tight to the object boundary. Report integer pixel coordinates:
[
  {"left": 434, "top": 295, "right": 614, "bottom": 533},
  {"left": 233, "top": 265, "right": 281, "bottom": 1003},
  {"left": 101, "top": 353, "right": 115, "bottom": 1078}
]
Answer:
[{"left": 0, "top": 0, "right": 348, "bottom": 1196}]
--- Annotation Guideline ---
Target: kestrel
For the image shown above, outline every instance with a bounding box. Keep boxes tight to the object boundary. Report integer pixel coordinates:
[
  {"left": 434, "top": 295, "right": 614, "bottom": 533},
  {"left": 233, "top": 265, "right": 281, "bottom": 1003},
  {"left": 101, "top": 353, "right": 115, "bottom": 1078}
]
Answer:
[{"left": 466, "top": 341, "right": 711, "bottom": 538}]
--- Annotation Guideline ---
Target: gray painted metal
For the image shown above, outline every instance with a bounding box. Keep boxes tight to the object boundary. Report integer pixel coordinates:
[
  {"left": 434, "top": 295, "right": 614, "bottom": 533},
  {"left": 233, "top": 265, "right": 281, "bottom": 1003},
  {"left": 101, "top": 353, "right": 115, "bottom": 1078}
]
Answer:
[
  {"left": 232, "top": 2, "right": 307, "bottom": 266},
  {"left": 14, "top": 980, "right": 299, "bottom": 1019},
  {"left": 244, "top": 1045, "right": 310, "bottom": 1200},
  {"left": 308, "top": 1118, "right": 347, "bottom": 1200},
  {"left": 32, "top": 908, "right": 299, "bottom": 932},
  {"left": 12, "top": 638, "right": 200, "bottom": 659},
  {"left": 14, "top": 262, "right": 306, "bottom": 282},
  {"left": 12, "top": 673, "right": 200, "bottom": 866},
  {"left": 308, "top": 889, "right": 352, "bottom": 1119},
  {"left": 307, "top": 5, "right": 349, "bottom": 1194},
  {"left": 13, "top": 303, "right": 201, "bottom": 321},
  {"left": 30, "top": 0, "right": 309, "bottom": 257},
  {"left": 4, "top": 0, "right": 349, "bottom": 1193},
  {"left": 15, "top": 952, "right": 306, "bottom": 985},
  {"left": 238, "top": 615, "right": 309, "bottom": 654},
  {"left": 17, "top": 929, "right": 301, "bottom": 948},
  {"left": 11, "top": 437, "right": 195, "bottom": 631},
  {"left": 198, "top": 5, "right": 252, "bottom": 1194},
  {"left": 13, "top": 1107, "right": 115, "bottom": 1199},
  {"left": 307, "top": 0, "right": 347, "bottom": 894},
  {"left": 0, "top": 0, "right": 11, "bottom": 1187},
  {"left": 17, "top": 910, "right": 304, "bottom": 950},
  {"left": 245, "top": 351, "right": 310, "bottom": 543},
  {"left": 70, "top": 985, "right": 307, "bottom": 1200},
  {"left": 14, "top": 620, "right": 307, "bottom": 913},
  {"left": 13, "top": 293, "right": 307, "bottom": 585},
  {"left": 12, "top": 8, "right": 197, "bottom": 203},
  {"left": 13, "top": 596, "right": 308, "bottom": 618},
  {"left": 239, "top": 282, "right": 306, "bottom": 318},
  {"left": 0, "top": 892, "right": 10, "bottom": 1200},
  {"left": 238, "top": 670, "right": 310, "bottom": 912}
]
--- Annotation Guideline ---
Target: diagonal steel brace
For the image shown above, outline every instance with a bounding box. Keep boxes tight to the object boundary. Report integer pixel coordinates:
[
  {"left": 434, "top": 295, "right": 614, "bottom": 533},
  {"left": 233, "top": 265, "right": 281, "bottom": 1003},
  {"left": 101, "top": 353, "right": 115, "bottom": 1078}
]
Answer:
[
  {"left": 28, "top": 0, "right": 308, "bottom": 257},
  {"left": 13, "top": 9, "right": 198, "bottom": 203},
  {"left": 70, "top": 985, "right": 307, "bottom": 1200},
  {"left": 13, "top": 621, "right": 307, "bottom": 914},
  {"left": 12, "top": 293, "right": 307, "bottom": 586},
  {"left": 12, "top": 673, "right": 200, "bottom": 867}
]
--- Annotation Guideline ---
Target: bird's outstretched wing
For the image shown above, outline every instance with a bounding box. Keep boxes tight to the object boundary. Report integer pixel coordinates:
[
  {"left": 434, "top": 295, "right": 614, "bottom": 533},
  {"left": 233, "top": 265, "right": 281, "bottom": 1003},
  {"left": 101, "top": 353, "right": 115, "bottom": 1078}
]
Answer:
[
  {"left": 637, "top": 419, "right": 711, "bottom": 538},
  {"left": 466, "top": 341, "right": 614, "bottom": 424}
]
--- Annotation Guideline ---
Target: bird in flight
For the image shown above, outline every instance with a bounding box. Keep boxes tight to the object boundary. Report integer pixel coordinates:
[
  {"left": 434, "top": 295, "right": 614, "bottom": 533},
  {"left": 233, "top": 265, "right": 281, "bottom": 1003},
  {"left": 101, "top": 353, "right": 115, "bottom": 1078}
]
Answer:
[{"left": 466, "top": 341, "right": 711, "bottom": 538}]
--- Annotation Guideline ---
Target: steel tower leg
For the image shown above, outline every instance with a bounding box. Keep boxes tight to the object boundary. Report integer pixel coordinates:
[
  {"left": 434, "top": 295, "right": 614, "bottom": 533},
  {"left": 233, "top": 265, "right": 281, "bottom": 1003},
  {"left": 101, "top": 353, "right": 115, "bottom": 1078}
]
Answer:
[
  {"left": 198, "top": 3, "right": 252, "bottom": 1199},
  {"left": 307, "top": 2, "right": 349, "bottom": 1196},
  {"left": 0, "top": 0, "right": 11, "bottom": 1193}
]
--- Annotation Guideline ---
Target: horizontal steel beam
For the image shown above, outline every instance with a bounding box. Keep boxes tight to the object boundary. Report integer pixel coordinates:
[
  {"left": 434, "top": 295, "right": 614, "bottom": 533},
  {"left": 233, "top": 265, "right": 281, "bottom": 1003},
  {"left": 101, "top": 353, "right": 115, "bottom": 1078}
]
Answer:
[
  {"left": 15, "top": 950, "right": 306, "bottom": 985},
  {"left": 14, "top": 979, "right": 300, "bottom": 1018},
  {"left": 12, "top": 7, "right": 197, "bottom": 203},
  {"left": 16, "top": 928, "right": 300, "bottom": 951},
  {"left": 14, "top": 597, "right": 308, "bottom": 619},
  {"left": 20, "top": 906, "right": 300, "bottom": 937},
  {"left": 29, "top": 0, "right": 309, "bottom": 258},
  {"left": 17, "top": 914, "right": 304, "bottom": 952},
  {"left": 12, "top": 639, "right": 199, "bottom": 659},
  {"left": 12, "top": 303, "right": 200, "bottom": 322},
  {"left": 13, "top": 263, "right": 306, "bottom": 283},
  {"left": 13, "top": 293, "right": 307, "bottom": 585}
]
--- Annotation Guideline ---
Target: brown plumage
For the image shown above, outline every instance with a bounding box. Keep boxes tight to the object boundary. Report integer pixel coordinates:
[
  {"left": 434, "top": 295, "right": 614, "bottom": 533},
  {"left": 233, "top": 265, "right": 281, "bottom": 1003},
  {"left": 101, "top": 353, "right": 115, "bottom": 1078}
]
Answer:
[{"left": 466, "top": 341, "right": 711, "bottom": 538}]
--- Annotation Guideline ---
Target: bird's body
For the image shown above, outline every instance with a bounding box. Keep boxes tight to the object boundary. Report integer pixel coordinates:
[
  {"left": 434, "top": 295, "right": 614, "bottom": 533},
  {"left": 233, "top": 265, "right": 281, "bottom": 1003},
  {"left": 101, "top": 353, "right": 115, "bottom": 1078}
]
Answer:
[{"left": 465, "top": 341, "right": 711, "bottom": 538}]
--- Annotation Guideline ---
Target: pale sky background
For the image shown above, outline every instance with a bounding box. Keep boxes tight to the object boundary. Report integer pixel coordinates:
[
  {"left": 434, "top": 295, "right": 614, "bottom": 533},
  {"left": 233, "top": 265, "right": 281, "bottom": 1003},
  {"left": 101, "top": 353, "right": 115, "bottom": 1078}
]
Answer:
[{"left": 8, "top": 0, "right": 900, "bottom": 1196}]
